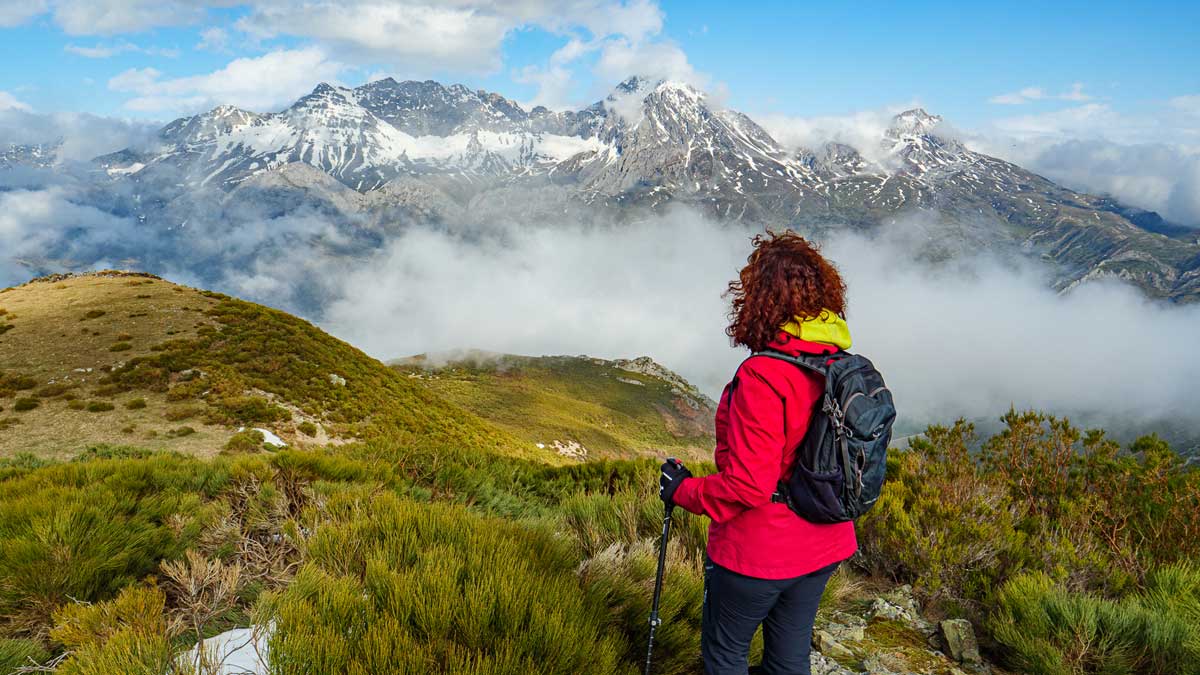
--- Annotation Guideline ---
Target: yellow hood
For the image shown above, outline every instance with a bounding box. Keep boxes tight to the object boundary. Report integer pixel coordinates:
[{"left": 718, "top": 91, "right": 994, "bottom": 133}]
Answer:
[{"left": 780, "top": 310, "right": 852, "bottom": 350}]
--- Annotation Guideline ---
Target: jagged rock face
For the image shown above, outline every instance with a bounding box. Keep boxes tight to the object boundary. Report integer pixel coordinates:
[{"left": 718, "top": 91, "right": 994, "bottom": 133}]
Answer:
[
  {"left": 83, "top": 76, "right": 1200, "bottom": 303},
  {"left": 1, "top": 142, "right": 57, "bottom": 169}
]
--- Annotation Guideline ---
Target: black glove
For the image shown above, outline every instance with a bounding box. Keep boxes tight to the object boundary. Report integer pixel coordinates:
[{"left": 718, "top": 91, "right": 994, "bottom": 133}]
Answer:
[{"left": 659, "top": 458, "right": 692, "bottom": 505}]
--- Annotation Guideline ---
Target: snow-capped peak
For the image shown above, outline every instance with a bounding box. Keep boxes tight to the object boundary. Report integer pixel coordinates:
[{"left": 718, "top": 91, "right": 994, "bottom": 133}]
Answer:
[{"left": 888, "top": 108, "right": 942, "bottom": 137}]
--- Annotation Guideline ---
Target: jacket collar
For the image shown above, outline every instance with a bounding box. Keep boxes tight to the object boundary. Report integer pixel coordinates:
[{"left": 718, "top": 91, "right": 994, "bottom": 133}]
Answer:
[{"left": 766, "top": 331, "right": 841, "bottom": 356}]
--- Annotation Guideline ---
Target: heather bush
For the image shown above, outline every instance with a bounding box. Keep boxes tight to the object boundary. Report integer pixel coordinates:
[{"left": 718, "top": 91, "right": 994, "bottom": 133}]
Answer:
[
  {"left": 990, "top": 563, "right": 1200, "bottom": 675},
  {"left": 263, "top": 490, "right": 627, "bottom": 674},
  {"left": 13, "top": 398, "right": 38, "bottom": 412},
  {"left": 0, "top": 637, "right": 48, "bottom": 672}
]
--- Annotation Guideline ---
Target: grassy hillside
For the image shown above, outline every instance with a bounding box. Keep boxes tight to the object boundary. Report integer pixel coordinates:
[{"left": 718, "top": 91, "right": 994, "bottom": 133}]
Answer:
[
  {"left": 0, "top": 272, "right": 538, "bottom": 462},
  {"left": 393, "top": 351, "right": 717, "bottom": 461}
]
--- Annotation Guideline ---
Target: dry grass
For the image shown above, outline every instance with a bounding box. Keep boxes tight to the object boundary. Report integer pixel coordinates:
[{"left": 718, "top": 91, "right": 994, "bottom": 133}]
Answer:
[{"left": 0, "top": 273, "right": 231, "bottom": 458}]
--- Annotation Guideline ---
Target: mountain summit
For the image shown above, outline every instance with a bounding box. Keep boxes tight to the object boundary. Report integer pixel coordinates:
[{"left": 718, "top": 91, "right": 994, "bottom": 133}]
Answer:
[{"left": 90, "top": 77, "right": 1200, "bottom": 303}]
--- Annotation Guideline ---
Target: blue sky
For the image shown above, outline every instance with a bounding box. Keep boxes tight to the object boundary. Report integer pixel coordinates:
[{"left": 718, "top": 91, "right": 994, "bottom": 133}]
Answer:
[{"left": 0, "top": 0, "right": 1196, "bottom": 128}]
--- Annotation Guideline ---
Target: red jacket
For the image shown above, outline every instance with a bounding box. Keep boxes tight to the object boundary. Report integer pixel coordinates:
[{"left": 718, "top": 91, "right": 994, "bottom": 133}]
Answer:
[{"left": 672, "top": 331, "right": 858, "bottom": 579}]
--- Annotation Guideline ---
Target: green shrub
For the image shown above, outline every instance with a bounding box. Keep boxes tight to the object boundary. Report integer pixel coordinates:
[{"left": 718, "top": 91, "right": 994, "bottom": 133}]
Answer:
[
  {"left": 68, "top": 400, "right": 86, "bottom": 410},
  {"left": 115, "top": 333, "right": 133, "bottom": 341},
  {"left": 124, "top": 398, "right": 147, "bottom": 410},
  {"left": 0, "top": 324, "right": 13, "bottom": 335},
  {"left": 86, "top": 401, "right": 115, "bottom": 413},
  {"left": 991, "top": 564, "right": 1200, "bottom": 675},
  {"left": 297, "top": 421, "right": 317, "bottom": 437},
  {"left": 73, "top": 445, "right": 157, "bottom": 462},
  {"left": 857, "top": 422, "right": 1022, "bottom": 607},
  {"left": 35, "top": 383, "right": 72, "bottom": 398},
  {"left": 166, "top": 427, "right": 195, "bottom": 438},
  {"left": 0, "top": 374, "right": 36, "bottom": 391},
  {"left": 108, "top": 342, "right": 132, "bottom": 352},
  {"left": 208, "top": 396, "right": 289, "bottom": 425},
  {"left": 0, "top": 637, "right": 50, "bottom": 672},
  {"left": 164, "top": 404, "right": 203, "bottom": 422},
  {"left": 165, "top": 379, "right": 205, "bottom": 401},
  {"left": 263, "top": 491, "right": 626, "bottom": 674},
  {"left": 13, "top": 398, "right": 38, "bottom": 412},
  {"left": 223, "top": 430, "right": 265, "bottom": 454},
  {"left": 80, "top": 310, "right": 105, "bottom": 320},
  {"left": 50, "top": 585, "right": 175, "bottom": 675}
]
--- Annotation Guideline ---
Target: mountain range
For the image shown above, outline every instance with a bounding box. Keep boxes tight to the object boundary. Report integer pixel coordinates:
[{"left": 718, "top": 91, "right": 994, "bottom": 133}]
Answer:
[{"left": 6, "top": 76, "right": 1200, "bottom": 303}]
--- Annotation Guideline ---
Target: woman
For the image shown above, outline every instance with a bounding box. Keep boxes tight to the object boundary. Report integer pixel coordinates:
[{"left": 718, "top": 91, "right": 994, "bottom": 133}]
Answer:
[{"left": 659, "top": 230, "right": 857, "bottom": 675}]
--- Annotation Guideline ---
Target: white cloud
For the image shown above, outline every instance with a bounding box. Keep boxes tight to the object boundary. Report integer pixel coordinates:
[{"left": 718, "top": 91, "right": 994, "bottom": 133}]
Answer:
[
  {"left": 320, "top": 212, "right": 1200, "bottom": 439},
  {"left": 231, "top": 0, "right": 684, "bottom": 107},
  {"left": 594, "top": 37, "right": 704, "bottom": 89},
  {"left": 236, "top": 2, "right": 511, "bottom": 73},
  {"left": 1060, "top": 82, "right": 1091, "bottom": 102},
  {"left": 0, "top": 107, "right": 160, "bottom": 160},
  {"left": 0, "top": 0, "right": 48, "bottom": 27},
  {"left": 989, "top": 83, "right": 1092, "bottom": 105},
  {"left": 51, "top": 0, "right": 207, "bottom": 35},
  {"left": 756, "top": 106, "right": 923, "bottom": 168},
  {"left": 65, "top": 41, "right": 180, "bottom": 58},
  {"left": 108, "top": 47, "right": 344, "bottom": 113},
  {"left": 989, "top": 87, "right": 1046, "bottom": 105},
  {"left": 196, "top": 26, "right": 229, "bottom": 52},
  {"left": 0, "top": 91, "right": 32, "bottom": 112}
]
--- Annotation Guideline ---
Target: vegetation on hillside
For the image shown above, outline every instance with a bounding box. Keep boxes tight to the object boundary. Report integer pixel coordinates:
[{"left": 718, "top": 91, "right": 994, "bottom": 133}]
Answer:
[
  {"left": 0, "top": 273, "right": 540, "bottom": 462},
  {"left": 1, "top": 274, "right": 1198, "bottom": 674},
  {"left": 394, "top": 352, "right": 717, "bottom": 461}
]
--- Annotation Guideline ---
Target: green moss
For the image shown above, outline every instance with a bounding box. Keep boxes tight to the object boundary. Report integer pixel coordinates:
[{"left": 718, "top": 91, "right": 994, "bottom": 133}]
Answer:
[
  {"left": 297, "top": 421, "right": 317, "bottom": 436},
  {"left": 80, "top": 310, "right": 105, "bottom": 320},
  {"left": 124, "top": 398, "right": 146, "bottom": 410},
  {"left": 108, "top": 342, "right": 132, "bottom": 352},
  {"left": 85, "top": 401, "right": 115, "bottom": 413}
]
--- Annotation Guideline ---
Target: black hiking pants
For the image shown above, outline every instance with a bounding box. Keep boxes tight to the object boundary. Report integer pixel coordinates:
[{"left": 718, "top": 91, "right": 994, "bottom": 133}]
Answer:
[{"left": 701, "top": 558, "right": 839, "bottom": 675}]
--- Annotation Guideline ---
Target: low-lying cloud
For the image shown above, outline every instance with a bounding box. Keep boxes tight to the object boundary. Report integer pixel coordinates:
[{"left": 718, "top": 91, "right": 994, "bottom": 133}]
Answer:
[{"left": 321, "top": 212, "right": 1200, "bottom": 445}]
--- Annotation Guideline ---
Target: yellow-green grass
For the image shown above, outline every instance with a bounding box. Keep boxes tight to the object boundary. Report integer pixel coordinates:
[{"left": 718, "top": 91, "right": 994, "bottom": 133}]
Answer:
[
  {"left": 0, "top": 273, "right": 228, "bottom": 458},
  {"left": 0, "top": 273, "right": 547, "bottom": 463},
  {"left": 394, "top": 353, "right": 716, "bottom": 461}
]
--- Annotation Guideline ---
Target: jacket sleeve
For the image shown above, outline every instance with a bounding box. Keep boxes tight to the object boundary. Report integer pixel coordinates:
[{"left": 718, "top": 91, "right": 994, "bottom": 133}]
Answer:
[{"left": 672, "top": 363, "right": 786, "bottom": 522}]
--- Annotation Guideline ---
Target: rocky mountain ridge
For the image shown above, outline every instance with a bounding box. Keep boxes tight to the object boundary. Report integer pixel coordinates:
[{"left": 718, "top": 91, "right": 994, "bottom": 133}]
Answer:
[
  {"left": 85, "top": 75, "right": 1200, "bottom": 303},
  {"left": 0, "top": 76, "right": 1192, "bottom": 303}
]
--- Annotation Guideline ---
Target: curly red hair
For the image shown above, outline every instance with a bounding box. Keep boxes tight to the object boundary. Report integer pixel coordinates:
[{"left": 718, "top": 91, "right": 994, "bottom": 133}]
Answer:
[{"left": 725, "top": 231, "right": 847, "bottom": 352}]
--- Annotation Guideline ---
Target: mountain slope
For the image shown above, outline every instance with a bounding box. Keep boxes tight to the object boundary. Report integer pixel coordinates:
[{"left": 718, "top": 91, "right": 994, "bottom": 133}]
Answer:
[
  {"left": 393, "top": 351, "right": 717, "bottom": 461},
  {"left": 91, "top": 76, "right": 1200, "bottom": 304},
  {"left": 0, "top": 271, "right": 536, "bottom": 460}
]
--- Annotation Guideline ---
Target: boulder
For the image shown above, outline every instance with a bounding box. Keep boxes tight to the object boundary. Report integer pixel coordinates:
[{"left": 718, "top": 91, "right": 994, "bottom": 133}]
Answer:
[
  {"left": 810, "top": 651, "right": 857, "bottom": 675},
  {"left": 939, "top": 619, "right": 982, "bottom": 665},
  {"left": 813, "top": 629, "right": 856, "bottom": 661}
]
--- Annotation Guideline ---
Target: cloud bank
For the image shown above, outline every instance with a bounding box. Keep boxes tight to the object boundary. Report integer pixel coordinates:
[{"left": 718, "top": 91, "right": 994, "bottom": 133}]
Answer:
[{"left": 317, "top": 211, "right": 1200, "bottom": 444}]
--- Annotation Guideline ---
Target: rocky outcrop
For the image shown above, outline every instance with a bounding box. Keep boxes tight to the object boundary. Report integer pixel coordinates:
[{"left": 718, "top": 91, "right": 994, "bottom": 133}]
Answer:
[{"left": 807, "top": 585, "right": 995, "bottom": 675}]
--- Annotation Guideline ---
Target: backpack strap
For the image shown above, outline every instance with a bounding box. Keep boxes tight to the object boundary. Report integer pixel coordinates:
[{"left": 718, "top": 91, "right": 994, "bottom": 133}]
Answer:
[
  {"left": 755, "top": 348, "right": 857, "bottom": 503},
  {"left": 751, "top": 348, "right": 839, "bottom": 376}
]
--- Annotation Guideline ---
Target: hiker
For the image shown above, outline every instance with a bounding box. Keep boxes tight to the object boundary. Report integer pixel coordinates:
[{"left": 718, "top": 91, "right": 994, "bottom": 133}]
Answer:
[{"left": 660, "top": 231, "right": 859, "bottom": 675}]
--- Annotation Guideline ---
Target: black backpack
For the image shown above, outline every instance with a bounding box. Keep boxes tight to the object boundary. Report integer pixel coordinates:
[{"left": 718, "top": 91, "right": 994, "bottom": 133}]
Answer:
[{"left": 755, "top": 349, "right": 896, "bottom": 523}]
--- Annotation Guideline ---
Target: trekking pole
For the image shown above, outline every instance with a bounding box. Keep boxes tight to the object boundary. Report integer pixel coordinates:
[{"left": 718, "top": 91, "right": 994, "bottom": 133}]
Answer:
[{"left": 644, "top": 502, "right": 674, "bottom": 675}]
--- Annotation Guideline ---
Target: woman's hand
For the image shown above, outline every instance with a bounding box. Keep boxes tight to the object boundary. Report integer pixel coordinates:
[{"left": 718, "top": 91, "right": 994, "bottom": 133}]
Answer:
[{"left": 659, "top": 458, "right": 692, "bottom": 505}]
